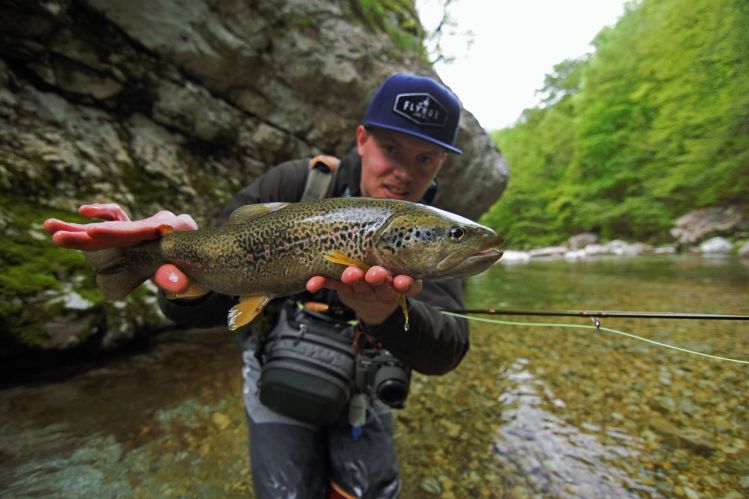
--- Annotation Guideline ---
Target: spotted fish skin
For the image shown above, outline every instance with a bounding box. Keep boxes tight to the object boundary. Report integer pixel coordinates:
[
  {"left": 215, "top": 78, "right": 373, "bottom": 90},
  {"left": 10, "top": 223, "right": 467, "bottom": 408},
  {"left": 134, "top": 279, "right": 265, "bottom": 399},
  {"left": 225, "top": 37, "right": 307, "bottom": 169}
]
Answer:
[{"left": 85, "top": 198, "right": 504, "bottom": 301}]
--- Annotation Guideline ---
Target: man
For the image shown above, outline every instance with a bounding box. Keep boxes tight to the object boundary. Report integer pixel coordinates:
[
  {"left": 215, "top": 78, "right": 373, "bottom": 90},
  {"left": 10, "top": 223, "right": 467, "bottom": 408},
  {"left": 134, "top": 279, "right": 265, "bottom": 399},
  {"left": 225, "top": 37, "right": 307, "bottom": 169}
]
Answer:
[{"left": 46, "top": 74, "right": 469, "bottom": 498}]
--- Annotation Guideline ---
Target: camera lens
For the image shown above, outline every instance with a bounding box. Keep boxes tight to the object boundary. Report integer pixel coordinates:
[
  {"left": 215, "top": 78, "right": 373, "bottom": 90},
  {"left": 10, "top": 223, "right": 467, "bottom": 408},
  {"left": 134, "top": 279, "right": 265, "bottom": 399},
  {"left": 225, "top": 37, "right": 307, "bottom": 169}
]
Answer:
[{"left": 374, "top": 366, "right": 410, "bottom": 407}]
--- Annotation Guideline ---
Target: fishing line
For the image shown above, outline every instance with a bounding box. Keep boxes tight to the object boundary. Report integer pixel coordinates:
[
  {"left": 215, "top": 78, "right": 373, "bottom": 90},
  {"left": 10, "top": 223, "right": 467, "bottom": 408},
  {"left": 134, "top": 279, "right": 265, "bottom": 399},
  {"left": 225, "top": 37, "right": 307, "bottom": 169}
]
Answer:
[{"left": 440, "top": 311, "right": 749, "bottom": 365}]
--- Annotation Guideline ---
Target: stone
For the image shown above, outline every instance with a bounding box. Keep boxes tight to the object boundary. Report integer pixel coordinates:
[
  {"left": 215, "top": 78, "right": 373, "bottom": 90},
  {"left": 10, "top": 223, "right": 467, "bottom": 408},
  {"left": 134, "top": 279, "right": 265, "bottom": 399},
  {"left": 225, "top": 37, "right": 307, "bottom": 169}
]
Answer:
[
  {"left": 700, "top": 237, "right": 732, "bottom": 254},
  {"left": 671, "top": 206, "right": 748, "bottom": 245},
  {"left": 529, "top": 246, "right": 568, "bottom": 258},
  {"left": 568, "top": 232, "right": 599, "bottom": 249},
  {"left": 738, "top": 241, "right": 749, "bottom": 258}
]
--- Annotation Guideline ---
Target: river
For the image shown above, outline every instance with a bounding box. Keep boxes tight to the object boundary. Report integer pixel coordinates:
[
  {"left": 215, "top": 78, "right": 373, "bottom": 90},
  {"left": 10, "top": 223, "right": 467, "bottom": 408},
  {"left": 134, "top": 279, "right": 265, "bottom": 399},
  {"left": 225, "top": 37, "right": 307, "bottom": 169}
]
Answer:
[{"left": 1, "top": 255, "right": 747, "bottom": 497}]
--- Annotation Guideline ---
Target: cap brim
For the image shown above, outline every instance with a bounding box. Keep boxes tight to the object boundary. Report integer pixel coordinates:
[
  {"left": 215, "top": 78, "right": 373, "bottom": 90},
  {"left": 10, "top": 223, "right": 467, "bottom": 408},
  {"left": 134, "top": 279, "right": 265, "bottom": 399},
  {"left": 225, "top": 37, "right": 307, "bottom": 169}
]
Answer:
[{"left": 364, "top": 122, "right": 463, "bottom": 155}]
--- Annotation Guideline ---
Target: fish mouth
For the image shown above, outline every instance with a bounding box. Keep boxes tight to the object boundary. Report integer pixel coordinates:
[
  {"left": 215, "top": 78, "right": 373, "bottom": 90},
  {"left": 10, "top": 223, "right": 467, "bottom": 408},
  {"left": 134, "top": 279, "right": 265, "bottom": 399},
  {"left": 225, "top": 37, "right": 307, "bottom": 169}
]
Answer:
[
  {"left": 467, "top": 248, "right": 503, "bottom": 263},
  {"left": 436, "top": 247, "right": 503, "bottom": 277}
]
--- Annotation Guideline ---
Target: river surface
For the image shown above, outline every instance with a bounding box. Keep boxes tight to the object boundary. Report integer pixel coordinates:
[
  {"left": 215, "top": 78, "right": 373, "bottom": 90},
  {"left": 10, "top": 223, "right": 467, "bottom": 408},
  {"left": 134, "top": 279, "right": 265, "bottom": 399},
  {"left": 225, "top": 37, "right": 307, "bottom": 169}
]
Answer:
[{"left": 1, "top": 255, "right": 747, "bottom": 498}]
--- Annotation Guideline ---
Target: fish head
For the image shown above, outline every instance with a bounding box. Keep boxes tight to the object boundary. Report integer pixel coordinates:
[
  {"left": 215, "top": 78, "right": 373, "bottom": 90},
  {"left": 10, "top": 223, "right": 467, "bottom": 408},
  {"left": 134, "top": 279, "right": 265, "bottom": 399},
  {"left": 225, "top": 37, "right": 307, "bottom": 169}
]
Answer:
[{"left": 372, "top": 204, "right": 504, "bottom": 279}]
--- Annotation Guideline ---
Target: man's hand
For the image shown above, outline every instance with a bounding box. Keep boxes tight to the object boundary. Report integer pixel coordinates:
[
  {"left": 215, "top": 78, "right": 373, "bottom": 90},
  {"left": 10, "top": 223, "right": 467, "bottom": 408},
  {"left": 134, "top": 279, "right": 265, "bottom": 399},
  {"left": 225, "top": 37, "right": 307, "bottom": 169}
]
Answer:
[
  {"left": 43, "top": 203, "right": 197, "bottom": 295},
  {"left": 306, "top": 266, "right": 422, "bottom": 326}
]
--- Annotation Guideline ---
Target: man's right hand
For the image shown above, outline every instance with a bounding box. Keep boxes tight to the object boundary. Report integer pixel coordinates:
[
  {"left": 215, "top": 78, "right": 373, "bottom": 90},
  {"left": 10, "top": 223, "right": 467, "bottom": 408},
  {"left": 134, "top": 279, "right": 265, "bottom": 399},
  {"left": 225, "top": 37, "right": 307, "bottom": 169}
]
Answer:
[{"left": 43, "top": 203, "right": 198, "bottom": 295}]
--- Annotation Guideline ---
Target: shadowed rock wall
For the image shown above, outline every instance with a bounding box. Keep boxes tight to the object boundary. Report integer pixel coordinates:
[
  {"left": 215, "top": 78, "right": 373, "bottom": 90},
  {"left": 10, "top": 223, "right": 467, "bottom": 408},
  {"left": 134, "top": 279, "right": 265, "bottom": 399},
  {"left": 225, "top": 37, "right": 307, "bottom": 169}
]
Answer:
[{"left": 0, "top": 0, "right": 509, "bottom": 359}]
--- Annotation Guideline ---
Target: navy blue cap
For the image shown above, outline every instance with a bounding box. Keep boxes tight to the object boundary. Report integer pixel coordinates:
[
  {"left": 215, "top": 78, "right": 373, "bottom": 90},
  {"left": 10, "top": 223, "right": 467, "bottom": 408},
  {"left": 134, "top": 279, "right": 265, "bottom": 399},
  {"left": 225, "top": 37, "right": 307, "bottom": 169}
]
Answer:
[{"left": 363, "top": 74, "right": 462, "bottom": 154}]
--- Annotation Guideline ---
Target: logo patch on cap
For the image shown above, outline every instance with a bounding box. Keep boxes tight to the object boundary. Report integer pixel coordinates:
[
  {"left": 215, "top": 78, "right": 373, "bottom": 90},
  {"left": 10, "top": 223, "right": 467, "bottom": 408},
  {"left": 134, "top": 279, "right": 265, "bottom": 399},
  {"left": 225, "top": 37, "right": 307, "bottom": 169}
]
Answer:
[{"left": 393, "top": 93, "right": 447, "bottom": 127}]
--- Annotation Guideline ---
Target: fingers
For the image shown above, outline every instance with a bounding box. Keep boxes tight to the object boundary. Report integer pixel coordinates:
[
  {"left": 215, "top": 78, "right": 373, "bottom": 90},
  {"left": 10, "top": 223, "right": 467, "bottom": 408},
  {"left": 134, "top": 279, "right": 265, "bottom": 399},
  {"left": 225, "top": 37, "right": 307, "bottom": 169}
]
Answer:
[
  {"left": 80, "top": 203, "right": 131, "bottom": 222},
  {"left": 154, "top": 264, "right": 190, "bottom": 294},
  {"left": 43, "top": 218, "right": 88, "bottom": 234},
  {"left": 45, "top": 205, "right": 200, "bottom": 252},
  {"left": 51, "top": 230, "right": 110, "bottom": 251},
  {"left": 306, "top": 275, "right": 329, "bottom": 294},
  {"left": 307, "top": 266, "right": 421, "bottom": 301}
]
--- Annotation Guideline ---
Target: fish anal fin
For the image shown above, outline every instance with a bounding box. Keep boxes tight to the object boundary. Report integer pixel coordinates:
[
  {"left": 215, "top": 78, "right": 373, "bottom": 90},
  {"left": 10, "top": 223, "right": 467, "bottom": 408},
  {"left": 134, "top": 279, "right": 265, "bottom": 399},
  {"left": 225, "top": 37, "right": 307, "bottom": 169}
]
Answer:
[
  {"left": 324, "top": 251, "right": 370, "bottom": 271},
  {"left": 227, "top": 203, "right": 289, "bottom": 224},
  {"left": 228, "top": 294, "right": 271, "bottom": 331}
]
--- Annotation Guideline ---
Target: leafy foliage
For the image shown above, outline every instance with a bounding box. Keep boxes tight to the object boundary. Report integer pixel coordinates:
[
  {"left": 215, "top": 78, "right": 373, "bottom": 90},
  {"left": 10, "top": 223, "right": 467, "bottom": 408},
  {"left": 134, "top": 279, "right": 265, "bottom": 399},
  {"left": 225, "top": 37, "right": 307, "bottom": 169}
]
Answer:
[
  {"left": 483, "top": 0, "right": 749, "bottom": 248},
  {"left": 349, "top": 0, "right": 426, "bottom": 56}
]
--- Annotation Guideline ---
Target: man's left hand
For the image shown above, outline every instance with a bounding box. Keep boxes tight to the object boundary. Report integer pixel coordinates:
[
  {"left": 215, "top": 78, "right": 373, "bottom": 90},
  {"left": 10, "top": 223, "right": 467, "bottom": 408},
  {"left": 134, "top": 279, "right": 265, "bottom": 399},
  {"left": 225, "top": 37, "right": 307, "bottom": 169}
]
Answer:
[{"left": 306, "top": 266, "right": 422, "bottom": 326}]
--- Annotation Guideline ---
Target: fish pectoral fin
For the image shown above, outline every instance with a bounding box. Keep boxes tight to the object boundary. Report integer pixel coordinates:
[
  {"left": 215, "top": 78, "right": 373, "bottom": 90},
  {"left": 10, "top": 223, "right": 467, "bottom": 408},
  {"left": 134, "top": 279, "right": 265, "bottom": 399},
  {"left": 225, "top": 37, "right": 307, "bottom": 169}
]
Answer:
[
  {"left": 226, "top": 203, "right": 289, "bottom": 224},
  {"left": 165, "top": 282, "right": 211, "bottom": 300},
  {"left": 228, "top": 294, "right": 271, "bottom": 331},
  {"left": 400, "top": 296, "right": 410, "bottom": 332},
  {"left": 324, "top": 251, "right": 370, "bottom": 271}
]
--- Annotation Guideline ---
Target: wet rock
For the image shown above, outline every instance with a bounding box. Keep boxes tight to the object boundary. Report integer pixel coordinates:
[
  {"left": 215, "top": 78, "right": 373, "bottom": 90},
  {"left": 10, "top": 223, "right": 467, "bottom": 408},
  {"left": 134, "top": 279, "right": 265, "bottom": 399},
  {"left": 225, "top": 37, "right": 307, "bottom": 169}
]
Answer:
[
  {"left": 739, "top": 241, "right": 749, "bottom": 258},
  {"left": 649, "top": 417, "right": 715, "bottom": 456},
  {"left": 420, "top": 476, "right": 442, "bottom": 495}
]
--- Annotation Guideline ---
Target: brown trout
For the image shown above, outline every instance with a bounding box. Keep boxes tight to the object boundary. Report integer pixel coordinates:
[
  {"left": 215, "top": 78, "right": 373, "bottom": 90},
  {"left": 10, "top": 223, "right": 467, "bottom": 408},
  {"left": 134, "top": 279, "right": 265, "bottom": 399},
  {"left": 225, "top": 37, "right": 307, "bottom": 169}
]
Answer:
[{"left": 85, "top": 198, "right": 503, "bottom": 329}]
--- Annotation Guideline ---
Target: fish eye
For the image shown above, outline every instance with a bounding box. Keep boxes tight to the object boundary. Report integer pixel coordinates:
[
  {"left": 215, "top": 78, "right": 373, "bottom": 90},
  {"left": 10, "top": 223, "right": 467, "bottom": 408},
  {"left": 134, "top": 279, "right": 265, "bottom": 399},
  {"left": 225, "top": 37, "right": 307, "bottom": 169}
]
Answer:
[{"left": 449, "top": 227, "right": 466, "bottom": 241}]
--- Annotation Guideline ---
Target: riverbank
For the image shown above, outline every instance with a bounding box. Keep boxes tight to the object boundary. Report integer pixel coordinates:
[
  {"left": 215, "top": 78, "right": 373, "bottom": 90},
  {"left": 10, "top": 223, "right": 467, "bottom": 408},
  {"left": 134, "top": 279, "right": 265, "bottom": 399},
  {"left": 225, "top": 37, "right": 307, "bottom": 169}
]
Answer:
[{"left": 500, "top": 236, "right": 749, "bottom": 264}]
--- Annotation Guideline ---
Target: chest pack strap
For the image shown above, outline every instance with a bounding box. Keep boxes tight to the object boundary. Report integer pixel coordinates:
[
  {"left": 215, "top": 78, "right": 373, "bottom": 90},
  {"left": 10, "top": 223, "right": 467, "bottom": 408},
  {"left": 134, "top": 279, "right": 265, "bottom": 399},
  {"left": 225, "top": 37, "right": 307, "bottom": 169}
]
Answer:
[{"left": 301, "top": 155, "right": 340, "bottom": 201}]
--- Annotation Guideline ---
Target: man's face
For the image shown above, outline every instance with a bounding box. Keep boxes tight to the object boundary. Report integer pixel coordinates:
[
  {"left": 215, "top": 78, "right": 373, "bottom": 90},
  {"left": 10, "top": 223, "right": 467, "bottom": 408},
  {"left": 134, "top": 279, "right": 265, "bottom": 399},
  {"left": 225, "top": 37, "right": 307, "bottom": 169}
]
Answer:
[{"left": 357, "top": 126, "right": 448, "bottom": 202}]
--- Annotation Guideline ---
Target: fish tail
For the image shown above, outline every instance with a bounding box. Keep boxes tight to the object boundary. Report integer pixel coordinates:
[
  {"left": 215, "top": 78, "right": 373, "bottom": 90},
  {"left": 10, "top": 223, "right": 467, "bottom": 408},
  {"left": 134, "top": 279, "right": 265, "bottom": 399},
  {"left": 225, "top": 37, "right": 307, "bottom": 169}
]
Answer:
[{"left": 84, "top": 247, "right": 161, "bottom": 300}]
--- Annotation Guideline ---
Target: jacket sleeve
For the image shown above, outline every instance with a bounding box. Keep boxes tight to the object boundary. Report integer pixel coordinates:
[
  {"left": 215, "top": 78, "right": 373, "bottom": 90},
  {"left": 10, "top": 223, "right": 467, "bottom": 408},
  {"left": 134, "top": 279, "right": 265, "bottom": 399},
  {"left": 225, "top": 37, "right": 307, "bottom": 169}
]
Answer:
[
  {"left": 362, "top": 278, "right": 469, "bottom": 375},
  {"left": 157, "top": 160, "right": 310, "bottom": 327}
]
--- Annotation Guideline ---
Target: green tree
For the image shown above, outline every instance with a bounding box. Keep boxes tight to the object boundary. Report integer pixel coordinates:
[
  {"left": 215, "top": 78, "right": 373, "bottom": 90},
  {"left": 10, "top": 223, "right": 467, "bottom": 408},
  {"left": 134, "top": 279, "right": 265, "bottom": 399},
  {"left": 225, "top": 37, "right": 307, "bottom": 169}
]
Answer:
[{"left": 484, "top": 0, "right": 749, "bottom": 248}]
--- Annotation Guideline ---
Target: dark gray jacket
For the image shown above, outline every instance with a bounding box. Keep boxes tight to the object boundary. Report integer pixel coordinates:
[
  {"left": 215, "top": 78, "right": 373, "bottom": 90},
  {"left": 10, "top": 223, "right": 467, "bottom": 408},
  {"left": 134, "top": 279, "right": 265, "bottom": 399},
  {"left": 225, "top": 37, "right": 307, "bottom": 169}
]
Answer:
[{"left": 158, "top": 149, "right": 469, "bottom": 375}]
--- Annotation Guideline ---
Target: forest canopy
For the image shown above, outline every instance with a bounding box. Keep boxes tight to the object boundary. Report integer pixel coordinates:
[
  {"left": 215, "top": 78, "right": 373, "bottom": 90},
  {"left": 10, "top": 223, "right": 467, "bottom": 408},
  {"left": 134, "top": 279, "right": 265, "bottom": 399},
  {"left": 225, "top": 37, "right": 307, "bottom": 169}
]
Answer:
[{"left": 482, "top": 0, "right": 749, "bottom": 248}]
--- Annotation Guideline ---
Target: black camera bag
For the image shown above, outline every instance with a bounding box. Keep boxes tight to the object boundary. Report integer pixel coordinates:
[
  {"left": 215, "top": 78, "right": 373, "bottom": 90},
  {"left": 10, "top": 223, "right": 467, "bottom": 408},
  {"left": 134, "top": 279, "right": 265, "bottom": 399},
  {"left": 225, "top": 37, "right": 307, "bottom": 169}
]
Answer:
[{"left": 258, "top": 309, "right": 356, "bottom": 425}]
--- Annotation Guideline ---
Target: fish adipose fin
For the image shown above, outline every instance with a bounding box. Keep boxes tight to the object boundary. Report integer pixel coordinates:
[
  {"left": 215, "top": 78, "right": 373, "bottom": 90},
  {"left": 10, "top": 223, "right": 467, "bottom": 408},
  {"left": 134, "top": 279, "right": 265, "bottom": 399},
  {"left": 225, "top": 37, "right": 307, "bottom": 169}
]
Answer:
[
  {"left": 228, "top": 294, "right": 271, "bottom": 331},
  {"left": 324, "top": 251, "right": 410, "bottom": 332},
  {"left": 226, "top": 203, "right": 289, "bottom": 224}
]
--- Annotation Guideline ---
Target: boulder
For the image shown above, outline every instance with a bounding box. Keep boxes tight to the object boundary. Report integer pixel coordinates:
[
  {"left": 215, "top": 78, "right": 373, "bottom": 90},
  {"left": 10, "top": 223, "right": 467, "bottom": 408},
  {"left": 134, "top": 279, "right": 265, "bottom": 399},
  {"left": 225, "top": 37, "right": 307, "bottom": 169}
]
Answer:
[
  {"left": 568, "top": 232, "right": 599, "bottom": 250},
  {"left": 699, "top": 237, "right": 732, "bottom": 255},
  {"left": 671, "top": 206, "right": 749, "bottom": 245}
]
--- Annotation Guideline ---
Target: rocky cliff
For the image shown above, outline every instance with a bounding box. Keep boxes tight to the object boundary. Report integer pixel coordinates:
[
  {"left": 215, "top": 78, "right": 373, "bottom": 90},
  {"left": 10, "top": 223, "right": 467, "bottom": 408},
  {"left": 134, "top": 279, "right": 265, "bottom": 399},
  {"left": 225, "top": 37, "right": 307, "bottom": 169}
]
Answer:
[{"left": 0, "top": 0, "right": 509, "bottom": 361}]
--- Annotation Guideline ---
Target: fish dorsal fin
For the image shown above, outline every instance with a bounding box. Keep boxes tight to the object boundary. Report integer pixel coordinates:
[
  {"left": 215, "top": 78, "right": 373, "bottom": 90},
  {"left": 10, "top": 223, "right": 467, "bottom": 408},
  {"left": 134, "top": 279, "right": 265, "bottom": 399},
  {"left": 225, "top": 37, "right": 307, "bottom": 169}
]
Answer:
[
  {"left": 228, "top": 294, "right": 271, "bottom": 330},
  {"left": 226, "top": 203, "right": 288, "bottom": 224}
]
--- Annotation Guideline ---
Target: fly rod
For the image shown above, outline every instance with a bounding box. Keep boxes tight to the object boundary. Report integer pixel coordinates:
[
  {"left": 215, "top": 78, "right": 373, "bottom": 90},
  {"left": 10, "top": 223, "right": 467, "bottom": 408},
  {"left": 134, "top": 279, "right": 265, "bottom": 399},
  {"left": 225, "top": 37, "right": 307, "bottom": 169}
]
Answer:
[{"left": 439, "top": 308, "right": 749, "bottom": 321}]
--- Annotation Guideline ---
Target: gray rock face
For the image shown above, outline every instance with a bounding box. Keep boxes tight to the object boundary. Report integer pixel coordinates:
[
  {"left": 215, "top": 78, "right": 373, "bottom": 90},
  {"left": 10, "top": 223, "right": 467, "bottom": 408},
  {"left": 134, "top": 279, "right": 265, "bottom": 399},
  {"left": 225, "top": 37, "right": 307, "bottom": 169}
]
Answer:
[
  {"left": 670, "top": 206, "right": 748, "bottom": 245},
  {"left": 567, "top": 232, "right": 599, "bottom": 250},
  {"left": 0, "top": 0, "right": 509, "bottom": 356}
]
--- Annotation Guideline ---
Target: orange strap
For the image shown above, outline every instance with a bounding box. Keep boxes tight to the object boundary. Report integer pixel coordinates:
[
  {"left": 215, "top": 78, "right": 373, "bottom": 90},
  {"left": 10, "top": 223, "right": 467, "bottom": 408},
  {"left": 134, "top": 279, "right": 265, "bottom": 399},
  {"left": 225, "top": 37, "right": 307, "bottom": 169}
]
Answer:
[
  {"left": 329, "top": 480, "right": 357, "bottom": 499},
  {"left": 309, "top": 154, "right": 340, "bottom": 172}
]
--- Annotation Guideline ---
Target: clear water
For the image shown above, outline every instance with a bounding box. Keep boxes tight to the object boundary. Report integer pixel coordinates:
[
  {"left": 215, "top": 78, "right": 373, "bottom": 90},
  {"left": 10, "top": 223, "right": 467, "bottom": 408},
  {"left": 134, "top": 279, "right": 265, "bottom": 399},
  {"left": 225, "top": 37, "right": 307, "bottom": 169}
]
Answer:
[{"left": 1, "top": 255, "right": 747, "bottom": 498}]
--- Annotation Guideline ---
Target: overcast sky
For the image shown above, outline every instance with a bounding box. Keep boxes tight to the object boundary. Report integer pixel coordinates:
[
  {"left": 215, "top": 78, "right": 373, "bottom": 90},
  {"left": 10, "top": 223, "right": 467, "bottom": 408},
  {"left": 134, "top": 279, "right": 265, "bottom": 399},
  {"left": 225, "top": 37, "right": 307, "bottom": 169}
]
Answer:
[{"left": 416, "top": 0, "right": 629, "bottom": 130}]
